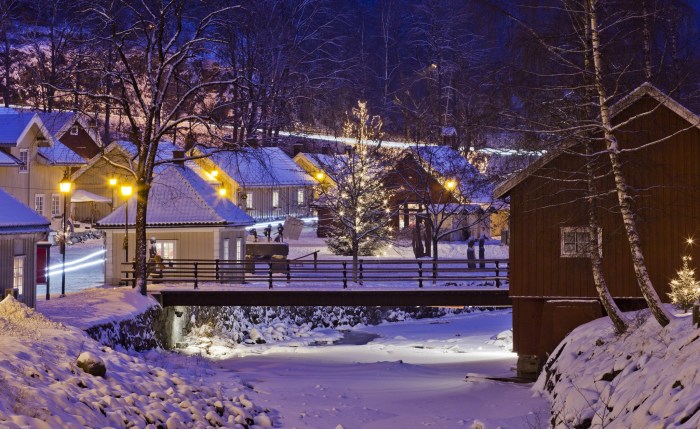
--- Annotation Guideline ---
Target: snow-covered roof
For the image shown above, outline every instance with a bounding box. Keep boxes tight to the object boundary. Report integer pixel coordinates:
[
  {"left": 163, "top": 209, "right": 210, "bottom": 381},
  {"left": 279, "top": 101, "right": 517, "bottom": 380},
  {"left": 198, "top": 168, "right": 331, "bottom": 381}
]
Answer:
[
  {"left": 0, "top": 111, "right": 50, "bottom": 145},
  {"left": 201, "top": 146, "right": 315, "bottom": 188},
  {"left": 97, "top": 164, "right": 255, "bottom": 228},
  {"left": 38, "top": 140, "right": 86, "bottom": 165},
  {"left": 0, "top": 150, "right": 20, "bottom": 166},
  {"left": 0, "top": 187, "right": 50, "bottom": 234},
  {"left": 295, "top": 152, "right": 348, "bottom": 172},
  {"left": 409, "top": 145, "right": 493, "bottom": 203}
]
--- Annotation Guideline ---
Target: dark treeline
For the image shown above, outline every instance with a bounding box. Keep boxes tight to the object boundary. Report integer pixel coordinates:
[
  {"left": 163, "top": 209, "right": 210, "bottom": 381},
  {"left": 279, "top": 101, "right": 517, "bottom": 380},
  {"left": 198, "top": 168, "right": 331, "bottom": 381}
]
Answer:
[{"left": 0, "top": 0, "right": 697, "bottom": 147}]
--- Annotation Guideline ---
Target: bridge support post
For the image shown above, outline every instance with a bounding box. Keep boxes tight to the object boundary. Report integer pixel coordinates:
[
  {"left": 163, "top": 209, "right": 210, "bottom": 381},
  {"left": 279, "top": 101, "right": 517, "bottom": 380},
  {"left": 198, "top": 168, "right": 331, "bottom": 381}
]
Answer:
[
  {"left": 194, "top": 263, "right": 199, "bottom": 289},
  {"left": 495, "top": 261, "right": 500, "bottom": 288},
  {"left": 313, "top": 251, "right": 318, "bottom": 271},
  {"left": 286, "top": 260, "right": 291, "bottom": 283},
  {"left": 418, "top": 261, "right": 423, "bottom": 288},
  {"left": 359, "top": 259, "right": 363, "bottom": 285},
  {"left": 342, "top": 262, "right": 347, "bottom": 289},
  {"left": 215, "top": 259, "right": 220, "bottom": 281},
  {"left": 268, "top": 262, "right": 273, "bottom": 289}
]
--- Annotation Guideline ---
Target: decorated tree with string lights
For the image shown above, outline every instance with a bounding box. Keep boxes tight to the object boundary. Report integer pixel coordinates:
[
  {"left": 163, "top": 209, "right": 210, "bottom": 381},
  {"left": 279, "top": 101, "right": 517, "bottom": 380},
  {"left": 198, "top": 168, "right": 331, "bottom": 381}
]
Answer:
[
  {"left": 668, "top": 255, "right": 700, "bottom": 312},
  {"left": 316, "top": 101, "right": 395, "bottom": 280}
]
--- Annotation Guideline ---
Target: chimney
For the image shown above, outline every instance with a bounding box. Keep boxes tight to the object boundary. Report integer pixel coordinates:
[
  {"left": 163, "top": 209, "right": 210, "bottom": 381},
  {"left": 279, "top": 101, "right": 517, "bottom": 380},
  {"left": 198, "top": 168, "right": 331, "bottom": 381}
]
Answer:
[
  {"left": 173, "top": 150, "right": 185, "bottom": 166},
  {"left": 293, "top": 143, "right": 303, "bottom": 156}
]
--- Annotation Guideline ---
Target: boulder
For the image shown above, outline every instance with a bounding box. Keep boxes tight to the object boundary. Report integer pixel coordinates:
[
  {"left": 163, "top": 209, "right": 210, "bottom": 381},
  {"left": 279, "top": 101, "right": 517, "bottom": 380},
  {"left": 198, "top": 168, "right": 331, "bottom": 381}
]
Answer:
[{"left": 77, "top": 352, "right": 106, "bottom": 377}]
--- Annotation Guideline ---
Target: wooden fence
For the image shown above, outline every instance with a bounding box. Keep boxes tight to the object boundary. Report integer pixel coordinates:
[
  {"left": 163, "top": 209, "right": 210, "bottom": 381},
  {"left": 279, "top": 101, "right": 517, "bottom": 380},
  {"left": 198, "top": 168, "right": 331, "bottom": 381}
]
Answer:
[{"left": 121, "top": 258, "right": 508, "bottom": 290}]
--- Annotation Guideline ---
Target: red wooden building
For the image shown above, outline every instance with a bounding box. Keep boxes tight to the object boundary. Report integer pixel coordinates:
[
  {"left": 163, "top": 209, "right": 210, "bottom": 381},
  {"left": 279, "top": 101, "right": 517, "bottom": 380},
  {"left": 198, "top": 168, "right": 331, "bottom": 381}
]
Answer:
[{"left": 494, "top": 84, "right": 700, "bottom": 376}]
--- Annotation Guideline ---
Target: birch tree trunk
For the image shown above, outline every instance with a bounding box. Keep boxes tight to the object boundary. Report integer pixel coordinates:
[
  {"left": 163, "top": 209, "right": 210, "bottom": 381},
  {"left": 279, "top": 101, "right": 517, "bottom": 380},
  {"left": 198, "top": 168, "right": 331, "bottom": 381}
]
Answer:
[{"left": 588, "top": 0, "right": 671, "bottom": 327}]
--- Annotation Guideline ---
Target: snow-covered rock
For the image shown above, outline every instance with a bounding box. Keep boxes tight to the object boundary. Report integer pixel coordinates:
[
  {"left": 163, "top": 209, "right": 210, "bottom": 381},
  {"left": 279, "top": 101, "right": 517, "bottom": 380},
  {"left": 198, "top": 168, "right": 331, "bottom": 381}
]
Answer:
[
  {"left": 76, "top": 351, "right": 106, "bottom": 377},
  {"left": 535, "top": 306, "right": 700, "bottom": 428}
]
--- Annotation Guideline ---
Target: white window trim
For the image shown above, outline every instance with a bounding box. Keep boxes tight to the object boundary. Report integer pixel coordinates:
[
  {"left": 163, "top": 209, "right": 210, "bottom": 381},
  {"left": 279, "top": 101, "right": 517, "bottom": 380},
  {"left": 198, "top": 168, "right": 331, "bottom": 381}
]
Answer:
[
  {"left": 155, "top": 240, "right": 177, "bottom": 260},
  {"left": 35, "top": 194, "right": 45, "bottom": 215},
  {"left": 297, "top": 189, "right": 305, "bottom": 206},
  {"left": 272, "top": 189, "right": 280, "bottom": 208},
  {"left": 246, "top": 192, "right": 253, "bottom": 209},
  {"left": 19, "top": 149, "right": 28, "bottom": 173},
  {"left": 223, "top": 238, "right": 230, "bottom": 260},
  {"left": 561, "top": 226, "right": 602, "bottom": 258},
  {"left": 13, "top": 255, "right": 25, "bottom": 296},
  {"left": 70, "top": 125, "right": 79, "bottom": 135},
  {"left": 51, "top": 194, "right": 61, "bottom": 216}
]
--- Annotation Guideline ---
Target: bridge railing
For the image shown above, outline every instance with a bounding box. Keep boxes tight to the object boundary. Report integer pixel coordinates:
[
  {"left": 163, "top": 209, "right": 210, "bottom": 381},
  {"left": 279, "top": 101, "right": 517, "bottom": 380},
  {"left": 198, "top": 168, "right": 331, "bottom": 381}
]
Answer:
[{"left": 120, "top": 258, "right": 509, "bottom": 290}]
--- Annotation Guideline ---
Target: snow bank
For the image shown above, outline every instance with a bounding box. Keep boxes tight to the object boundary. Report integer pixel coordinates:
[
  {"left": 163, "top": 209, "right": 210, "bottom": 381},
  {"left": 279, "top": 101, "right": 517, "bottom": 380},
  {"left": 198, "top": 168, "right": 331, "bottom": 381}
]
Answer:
[
  {"left": 535, "top": 306, "right": 700, "bottom": 428},
  {"left": 0, "top": 296, "right": 273, "bottom": 428}
]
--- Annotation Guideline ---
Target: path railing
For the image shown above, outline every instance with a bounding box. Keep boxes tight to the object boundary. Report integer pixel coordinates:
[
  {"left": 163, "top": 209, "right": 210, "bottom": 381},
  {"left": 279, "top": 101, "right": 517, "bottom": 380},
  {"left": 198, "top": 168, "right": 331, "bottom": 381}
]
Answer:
[{"left": 120, "top": 258, "right": 508, "bottom": 290}]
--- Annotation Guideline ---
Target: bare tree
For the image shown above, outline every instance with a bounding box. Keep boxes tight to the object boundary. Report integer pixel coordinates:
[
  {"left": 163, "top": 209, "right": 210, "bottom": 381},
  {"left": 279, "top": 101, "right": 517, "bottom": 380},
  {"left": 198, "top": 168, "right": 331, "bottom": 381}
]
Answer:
[{"left": 75, "top": 0, "right": 237, "bottom": 295}]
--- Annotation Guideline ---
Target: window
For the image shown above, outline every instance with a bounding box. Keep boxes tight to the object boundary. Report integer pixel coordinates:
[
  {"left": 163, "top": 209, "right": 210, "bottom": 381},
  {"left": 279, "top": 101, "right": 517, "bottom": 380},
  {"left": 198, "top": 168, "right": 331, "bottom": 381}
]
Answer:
[
  {"left": 297, "top": 189, "right": 305, "bottom": 206},
  {"left": 35, "top": 194, "right": 44, "bottom": 215},
  {"left": 236, "top": 237, "right": 243, "bottom": 261},
  {"left": 19, "top": 149, "right": 28, "bottom": 173},
  {"left": 223, "top": 238, "right": 230, "bottom": 260},
  {"left": 51, "top": 194, "right": 61, "bottom": 216},
  {"left": 561, "top": 227, "right": 602, "bottom": 258},
  {"left": 272, "top": 190, "right": 280, "bottom": 208},
  {"left": 13, "top": 256, "right": 25, "bottom": 296},
  {"left": 70, "top": 125, "right": 79, "bottom": 136},
  {"left": 246, "top": 192, "right": 253, "bottom": 209},
  {"left": 154, "top": 240, "right": 176, "bottom": 260}
]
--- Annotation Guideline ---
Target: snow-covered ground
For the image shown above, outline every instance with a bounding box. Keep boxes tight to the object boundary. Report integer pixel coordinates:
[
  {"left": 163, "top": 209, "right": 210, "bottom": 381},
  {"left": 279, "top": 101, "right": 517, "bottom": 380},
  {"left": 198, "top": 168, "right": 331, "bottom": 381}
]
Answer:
[
  {"left": 535, "top": 305, "right": 700, "bottom": 428},
  {"left": 46, "top": 239, "right": 105, "bottom": 294},
  {"left": 32, "top": 287, "right": 548, "bottom": 428},
  {"left": 178, "top": 310, "right": 550, "bottom": 428}
]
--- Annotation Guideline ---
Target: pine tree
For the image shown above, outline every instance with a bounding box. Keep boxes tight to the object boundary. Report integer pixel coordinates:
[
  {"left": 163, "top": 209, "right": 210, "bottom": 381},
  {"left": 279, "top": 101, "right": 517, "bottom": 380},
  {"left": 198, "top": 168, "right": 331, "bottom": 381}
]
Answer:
[{"left": 668, "top": 256, "right": 700, "bottom": 312}]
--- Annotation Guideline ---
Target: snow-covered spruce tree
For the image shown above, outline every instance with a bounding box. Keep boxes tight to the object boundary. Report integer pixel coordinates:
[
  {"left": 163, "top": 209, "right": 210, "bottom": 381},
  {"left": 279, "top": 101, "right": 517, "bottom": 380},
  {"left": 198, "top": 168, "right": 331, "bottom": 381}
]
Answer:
[
  {"left": 317, "top": 100, "right": 394, "bottom": 281},
  {"left": 668, "top": 256, "right": 700, "bottom": 312}
]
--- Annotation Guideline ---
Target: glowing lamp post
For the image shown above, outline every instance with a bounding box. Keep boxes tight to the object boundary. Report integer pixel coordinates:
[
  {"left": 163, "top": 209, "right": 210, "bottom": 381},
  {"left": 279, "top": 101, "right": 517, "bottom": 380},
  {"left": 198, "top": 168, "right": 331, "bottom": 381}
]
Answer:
[
  {"left": 445, "top": 179, "right": 457, "bottom": 191},
  {"left": 120, "top": 185, "right": 133, "bottom": 263},
  {"left": 315, "top": 171, "right": 325, "bottom": 181},
  {"left": 59, "top": 176, "right": 72, "bottom": 297}
]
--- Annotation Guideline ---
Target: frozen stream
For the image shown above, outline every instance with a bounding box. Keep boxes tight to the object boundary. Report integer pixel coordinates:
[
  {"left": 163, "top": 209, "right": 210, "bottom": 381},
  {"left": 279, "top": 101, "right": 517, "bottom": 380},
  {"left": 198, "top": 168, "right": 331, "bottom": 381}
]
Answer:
[{"left": 188, "top": 310, "right": 550, "bottom": 429}]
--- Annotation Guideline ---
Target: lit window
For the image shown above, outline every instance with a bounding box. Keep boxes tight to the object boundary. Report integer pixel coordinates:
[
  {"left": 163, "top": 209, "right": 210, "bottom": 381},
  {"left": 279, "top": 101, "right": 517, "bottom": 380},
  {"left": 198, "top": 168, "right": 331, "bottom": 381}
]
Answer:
[
  {"left": 51, "top": 194, "right": 60, "bottom": 216},
  {"left": 297, "top": 189, "right": 305, "bottom": 206},
  {"left": 223, "top": 238, "right": 230, "bottom": 260},
  {"left": 13, "top": 256, "right": 25, "bottom": 296},
  {"left": 35, "top": 194, "right": 44, "bottom": 215},
  {"left": 236, "top": 237, "right": 243, "bottom": 261},
  {"left": 154, "top": 240, "right": 176, "bottom": 260},
  {"left": 272, "top": 190, "right": 279, "bottom": 208},
  {"left": 70, "top": 126, "right": 79, "bottom": 136},
  {"left": 246, "top": 192, "right": 253, "bottom": 209},
  {"left": 19, "top": 149, "right": 28, "bottom": 173},
  {"left": 561, "top": 227, "right": 602, "bottom": 258}
]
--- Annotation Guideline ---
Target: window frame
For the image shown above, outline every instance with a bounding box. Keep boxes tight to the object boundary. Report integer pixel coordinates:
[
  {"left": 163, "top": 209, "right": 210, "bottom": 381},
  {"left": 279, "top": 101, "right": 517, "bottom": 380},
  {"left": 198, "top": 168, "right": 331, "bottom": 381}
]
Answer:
[
  {"left": 272, "top": 189, "right": 280, "bottom": 208},
  {"left": 35, "top": 194, "right": 45, "bottom": 215},
  {"left": 19, "top": 149, "right": 28, "bottom": 173},
  {"left": 297, "top": 188, "right": 305, "bottom": 206},
  {"left": 13, "top": 255, "right": 25, "bottom": 296},
  {"left": 154, "top": 240, "right": 176, "bottom": 260},
  {"left": 246, "top": 192, "right": 253, "bottom": 209},
  {"left": 560, "top": 226, "right": 603, "bottom": 258},
  {"left": 70, "top": 125, "right": 79, "bottom": 136},
  {"left": 51, "top": 194, "right": 61, "bottom": 216}
]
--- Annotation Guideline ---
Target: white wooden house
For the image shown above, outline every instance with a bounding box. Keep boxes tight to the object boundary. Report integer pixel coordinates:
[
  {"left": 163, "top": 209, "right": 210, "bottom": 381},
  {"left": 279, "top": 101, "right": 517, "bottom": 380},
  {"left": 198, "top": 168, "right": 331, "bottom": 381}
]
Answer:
[
  {"left": 0, "top": 187, "right": 51, "bottom": 308},
  {"left": 97, "top": 163, "right": 255, "bottom": 285}
]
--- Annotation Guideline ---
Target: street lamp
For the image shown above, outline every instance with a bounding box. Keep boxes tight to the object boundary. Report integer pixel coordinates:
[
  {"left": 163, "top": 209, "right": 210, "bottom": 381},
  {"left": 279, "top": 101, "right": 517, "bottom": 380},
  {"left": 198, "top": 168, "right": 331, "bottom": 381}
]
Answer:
[
  {"left": 108, "top": 177, "right": 117, "bottom": 207},
  {"left": 59, "top": 175, "right": 72, "bottom": 297},
  {"left": 315, "top": 171, "right": 325, "bottom": 181},
  {"left": 218, "top": 185, "right": 227, "bottom": 197},
  {"left": 445, "top": 179, "right": 457, "bottom": 191},
  {"left": 120, "top": 185, "right": 133, "bottom": 263}
]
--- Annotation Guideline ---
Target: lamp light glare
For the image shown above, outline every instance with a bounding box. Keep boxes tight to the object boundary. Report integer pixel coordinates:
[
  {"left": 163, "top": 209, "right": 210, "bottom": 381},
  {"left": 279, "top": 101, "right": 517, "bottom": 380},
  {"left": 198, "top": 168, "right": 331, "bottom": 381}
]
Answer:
[
  {"left": 59, "top": 180, "right": 72, "bottom": 193},
  {"left": 120, "top": 185, "right": 133, "bottom": 197},
  {"left": 218, "top": 187, "right": 227, "bottom": 196},
  {"left": 316, "top": 172, "right": 325, "bottom": 180},
  {"left": 108, "top": 177, "right": 117, "bottom": 187}
]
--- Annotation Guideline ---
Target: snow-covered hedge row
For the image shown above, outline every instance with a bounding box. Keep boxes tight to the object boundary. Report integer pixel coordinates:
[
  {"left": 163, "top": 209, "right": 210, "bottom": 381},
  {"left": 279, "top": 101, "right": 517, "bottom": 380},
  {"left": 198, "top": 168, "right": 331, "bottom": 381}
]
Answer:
[
  {"left": 535, "top": 306, "right": 700, "bottom": 428},
  {"left": 0, "top": 296, "right": 274, "bottom": 428},
  {"left": 85, "top": 305, "right": 164, "bottom": 351},
  {"left": 186, "top": 306, "right": 475, "bottom": 344}
]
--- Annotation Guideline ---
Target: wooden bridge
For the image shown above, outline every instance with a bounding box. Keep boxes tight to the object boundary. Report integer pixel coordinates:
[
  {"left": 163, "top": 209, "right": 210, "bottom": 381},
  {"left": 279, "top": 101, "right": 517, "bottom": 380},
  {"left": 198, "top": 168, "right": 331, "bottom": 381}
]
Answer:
[{"left": 125, "top": 257, "right": 511, "bottom": 307}]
